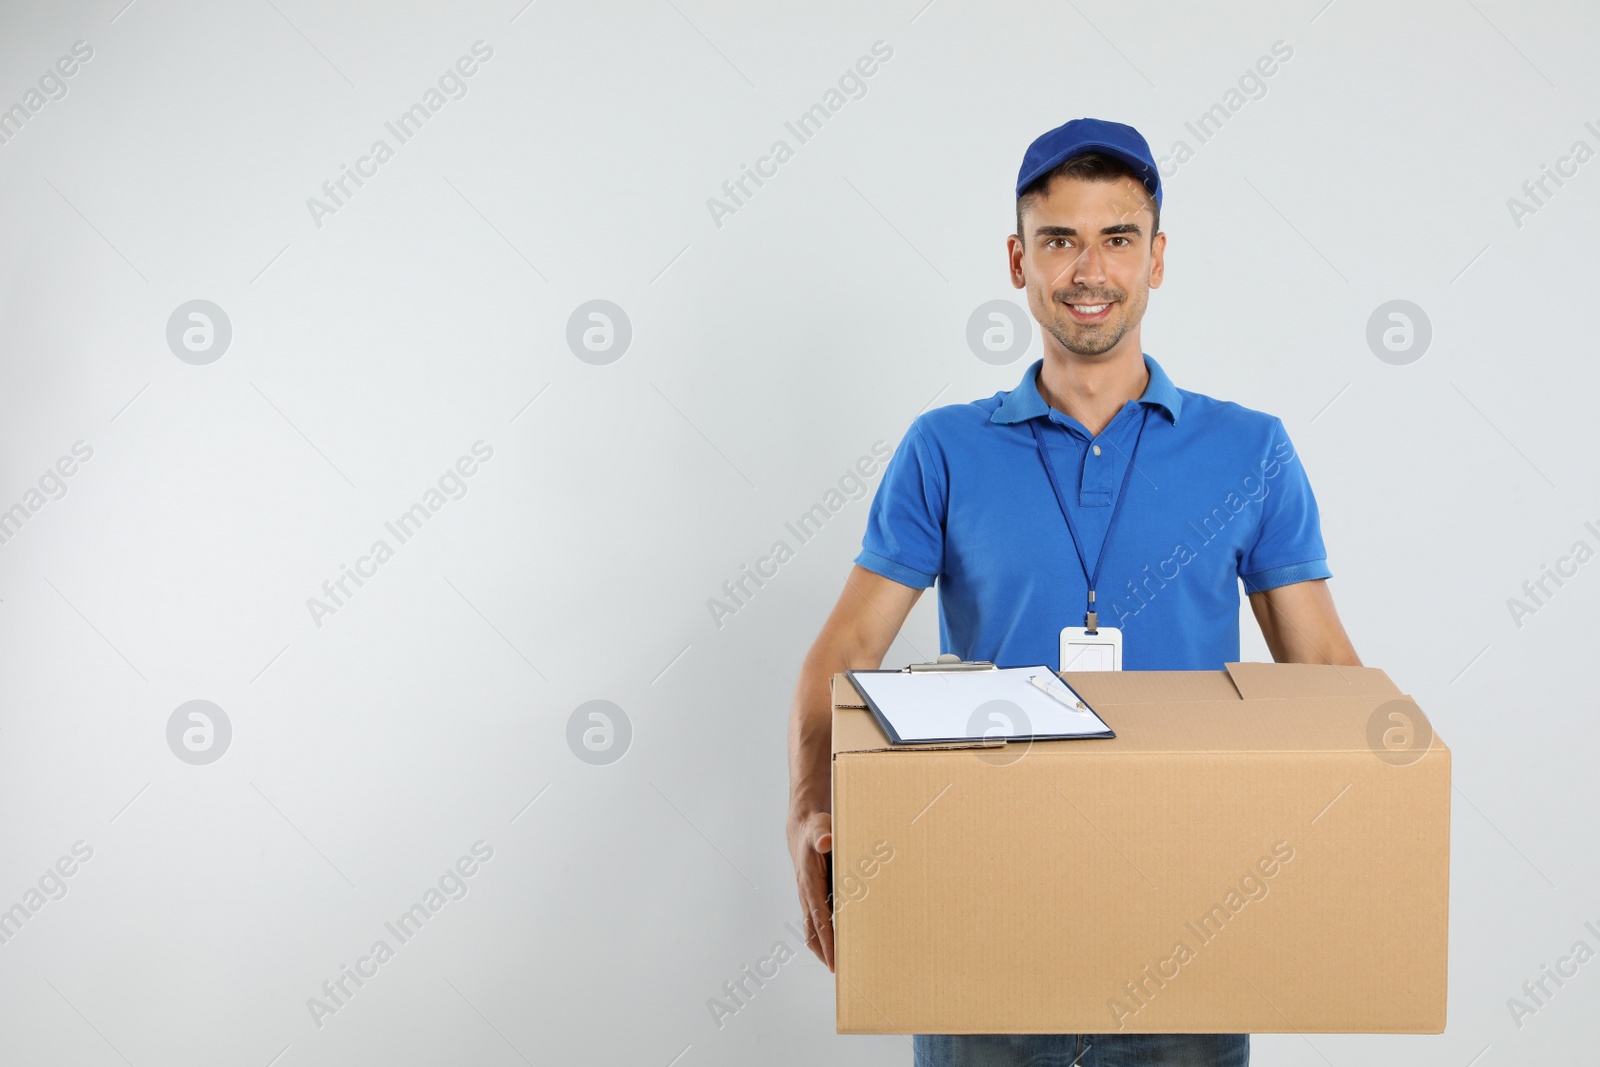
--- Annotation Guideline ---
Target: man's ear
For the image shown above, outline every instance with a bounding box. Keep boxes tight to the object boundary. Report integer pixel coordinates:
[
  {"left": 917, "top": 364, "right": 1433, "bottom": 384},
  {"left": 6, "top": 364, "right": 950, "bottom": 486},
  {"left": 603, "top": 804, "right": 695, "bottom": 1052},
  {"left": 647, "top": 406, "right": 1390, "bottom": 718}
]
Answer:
[
  {"left": 1007, "top": 232, "right": 1026, "bottom": 289},
  {"left": 1147, "top": 230, "right": 1166, "bottom": 290}
]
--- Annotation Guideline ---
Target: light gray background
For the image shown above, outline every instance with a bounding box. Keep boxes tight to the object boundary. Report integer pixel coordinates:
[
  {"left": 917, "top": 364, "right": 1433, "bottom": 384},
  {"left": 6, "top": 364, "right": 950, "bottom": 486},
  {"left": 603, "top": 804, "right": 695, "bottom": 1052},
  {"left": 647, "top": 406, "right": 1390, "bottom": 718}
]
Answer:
[{"left": 0, "top": 0, "right": 1595, "bottom": 1064}]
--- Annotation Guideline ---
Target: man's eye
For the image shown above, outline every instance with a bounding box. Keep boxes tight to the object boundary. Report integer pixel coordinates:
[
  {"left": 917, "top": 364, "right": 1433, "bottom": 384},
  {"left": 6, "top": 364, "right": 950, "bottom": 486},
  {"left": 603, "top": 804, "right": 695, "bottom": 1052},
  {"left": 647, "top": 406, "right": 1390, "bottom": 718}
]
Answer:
[{"left": 1109, "top": 236, "right": 1130, "bottom": 247}]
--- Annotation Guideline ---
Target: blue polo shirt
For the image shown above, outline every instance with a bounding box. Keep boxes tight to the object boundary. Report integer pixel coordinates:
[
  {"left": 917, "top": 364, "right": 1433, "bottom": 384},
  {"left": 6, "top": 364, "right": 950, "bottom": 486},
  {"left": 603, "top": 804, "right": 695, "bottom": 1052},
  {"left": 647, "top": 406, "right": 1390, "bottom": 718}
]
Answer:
[{"left": 855, "top": 355, "right": 1332, "bottom": 670}]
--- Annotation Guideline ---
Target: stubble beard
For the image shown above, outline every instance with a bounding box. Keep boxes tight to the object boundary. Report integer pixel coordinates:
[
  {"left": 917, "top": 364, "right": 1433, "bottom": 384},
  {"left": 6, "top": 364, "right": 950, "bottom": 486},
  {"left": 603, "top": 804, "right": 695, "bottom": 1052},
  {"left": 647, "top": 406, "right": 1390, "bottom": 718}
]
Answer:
[{"left": 1042, "top": 289, "right": 1138, "bottom": 357}]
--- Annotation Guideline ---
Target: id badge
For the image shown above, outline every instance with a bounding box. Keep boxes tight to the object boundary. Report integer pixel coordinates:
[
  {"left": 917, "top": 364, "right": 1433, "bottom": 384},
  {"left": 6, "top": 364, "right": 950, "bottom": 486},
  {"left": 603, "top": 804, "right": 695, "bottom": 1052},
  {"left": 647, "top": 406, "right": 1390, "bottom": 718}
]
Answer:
[{"left": 1060, "top": 626, "right": 1122, "bottom": 672}]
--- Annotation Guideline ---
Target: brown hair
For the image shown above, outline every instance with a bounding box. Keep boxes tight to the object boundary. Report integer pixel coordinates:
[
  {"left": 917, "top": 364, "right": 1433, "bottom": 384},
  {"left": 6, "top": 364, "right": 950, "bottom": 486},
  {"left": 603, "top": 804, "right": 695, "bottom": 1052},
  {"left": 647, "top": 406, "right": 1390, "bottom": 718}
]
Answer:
[{"left": 1015, "top": 152, "right": 1160, "bottom": 241}]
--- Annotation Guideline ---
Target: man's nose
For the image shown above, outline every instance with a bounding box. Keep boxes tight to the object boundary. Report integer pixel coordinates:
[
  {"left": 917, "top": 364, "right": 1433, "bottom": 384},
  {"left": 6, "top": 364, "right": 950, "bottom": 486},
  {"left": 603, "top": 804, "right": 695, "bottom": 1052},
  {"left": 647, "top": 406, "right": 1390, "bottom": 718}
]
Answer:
[{"left": 1071, "top": 242, "right": 1107, "bottom": 287}]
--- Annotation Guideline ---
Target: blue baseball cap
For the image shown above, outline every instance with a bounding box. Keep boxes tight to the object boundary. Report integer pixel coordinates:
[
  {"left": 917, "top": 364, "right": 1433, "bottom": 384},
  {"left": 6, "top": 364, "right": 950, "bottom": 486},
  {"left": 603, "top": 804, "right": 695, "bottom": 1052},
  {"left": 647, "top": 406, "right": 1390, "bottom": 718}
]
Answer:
[{"left": 1015, "top": 117, "right": 1161, "bottom": 208}]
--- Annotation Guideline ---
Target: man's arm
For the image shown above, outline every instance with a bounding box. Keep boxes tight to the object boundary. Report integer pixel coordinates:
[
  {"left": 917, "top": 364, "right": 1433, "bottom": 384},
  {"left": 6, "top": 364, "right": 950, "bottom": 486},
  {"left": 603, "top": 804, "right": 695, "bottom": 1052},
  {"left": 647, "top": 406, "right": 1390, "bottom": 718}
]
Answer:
[
  {"left": 787, "top": 565, "right": 923, "bottom": 973},
  {"left": 1247, "top": 578, "right": 1361, "bottom": 665}
]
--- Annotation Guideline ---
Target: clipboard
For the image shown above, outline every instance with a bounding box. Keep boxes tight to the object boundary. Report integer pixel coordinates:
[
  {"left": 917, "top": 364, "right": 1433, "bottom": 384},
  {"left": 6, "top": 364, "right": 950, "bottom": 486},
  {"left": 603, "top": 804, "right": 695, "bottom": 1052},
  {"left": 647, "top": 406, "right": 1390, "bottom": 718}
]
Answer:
[{"left": 846, "top": 664, "right": 1114, "bottom": 745}]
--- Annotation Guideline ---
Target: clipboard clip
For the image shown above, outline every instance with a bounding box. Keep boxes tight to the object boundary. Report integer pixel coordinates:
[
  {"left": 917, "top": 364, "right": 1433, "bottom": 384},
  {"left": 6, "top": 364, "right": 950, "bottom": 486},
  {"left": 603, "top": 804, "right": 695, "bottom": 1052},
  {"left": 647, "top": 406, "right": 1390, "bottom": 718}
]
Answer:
[{"left": 904, "top": 654, "right": 997, "bottom": 673}]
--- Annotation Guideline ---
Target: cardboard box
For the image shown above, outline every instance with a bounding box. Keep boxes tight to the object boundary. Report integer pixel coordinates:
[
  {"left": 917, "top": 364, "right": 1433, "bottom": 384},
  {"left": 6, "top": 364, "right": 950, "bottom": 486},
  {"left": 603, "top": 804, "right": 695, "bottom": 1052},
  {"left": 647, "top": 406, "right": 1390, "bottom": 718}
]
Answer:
[{"left": 830, "top": 662, "right": 1449, "bottom": 1034}]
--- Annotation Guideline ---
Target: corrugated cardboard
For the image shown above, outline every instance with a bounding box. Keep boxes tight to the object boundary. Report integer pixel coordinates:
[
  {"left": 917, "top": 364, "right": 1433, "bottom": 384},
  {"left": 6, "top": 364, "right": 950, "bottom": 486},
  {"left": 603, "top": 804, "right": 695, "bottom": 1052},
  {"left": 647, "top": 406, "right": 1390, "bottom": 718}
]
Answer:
[{"left": 830, "top": 662, "right": 1449, "bottom": 1034}]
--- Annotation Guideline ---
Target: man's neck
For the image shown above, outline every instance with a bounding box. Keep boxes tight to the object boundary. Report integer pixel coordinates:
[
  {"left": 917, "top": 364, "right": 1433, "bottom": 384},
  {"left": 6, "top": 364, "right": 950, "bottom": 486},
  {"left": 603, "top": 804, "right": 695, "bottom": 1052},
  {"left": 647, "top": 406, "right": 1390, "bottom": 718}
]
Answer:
[{"left": 1036, "top": 346, "right": 1149, "bottom": 437}]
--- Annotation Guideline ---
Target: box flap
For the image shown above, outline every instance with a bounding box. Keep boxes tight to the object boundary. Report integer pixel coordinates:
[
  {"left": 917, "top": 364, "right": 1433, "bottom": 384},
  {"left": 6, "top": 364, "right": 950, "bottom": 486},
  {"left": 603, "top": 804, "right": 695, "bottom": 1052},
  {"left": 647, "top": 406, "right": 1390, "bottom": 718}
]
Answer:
[
  {"left": 833, "top": 703, "right": 893, "bottom": 755},
  {"left": 832, "top": 674, "right": 889, "bottom": 755},
  {"left": 1065, "top": 669, "right": 1243, "bottom": 707},
  {"left": 831, "top": 672, "right": 867, "bottom": 709},
  {"left": 1224, "top": 661, "right": 1402, "bottom": 700}
]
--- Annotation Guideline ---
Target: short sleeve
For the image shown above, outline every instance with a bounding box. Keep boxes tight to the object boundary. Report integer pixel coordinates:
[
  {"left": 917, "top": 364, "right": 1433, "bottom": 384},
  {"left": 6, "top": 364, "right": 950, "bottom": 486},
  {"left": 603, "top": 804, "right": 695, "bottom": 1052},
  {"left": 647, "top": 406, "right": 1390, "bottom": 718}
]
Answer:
[
  {"left": 855, "top": 423, "right": 947, "bottom": 589},
  {"left": 1239, "top": 418, "right": 1333, "bottom": 593}
]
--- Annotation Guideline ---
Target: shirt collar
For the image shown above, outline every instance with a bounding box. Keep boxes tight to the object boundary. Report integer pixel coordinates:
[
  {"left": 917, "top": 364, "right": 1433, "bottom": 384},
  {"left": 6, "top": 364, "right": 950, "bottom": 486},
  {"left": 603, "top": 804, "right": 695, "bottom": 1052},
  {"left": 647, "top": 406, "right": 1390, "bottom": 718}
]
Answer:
[{"left": 990, "top": 353, "right": 1183, "bottom": 426}]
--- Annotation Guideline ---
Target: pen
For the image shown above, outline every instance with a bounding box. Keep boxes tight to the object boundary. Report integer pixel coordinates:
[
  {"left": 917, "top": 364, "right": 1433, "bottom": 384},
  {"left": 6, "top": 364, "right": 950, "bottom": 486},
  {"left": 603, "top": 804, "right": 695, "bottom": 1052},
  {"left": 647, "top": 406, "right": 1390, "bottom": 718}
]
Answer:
[{"left": 1029, "top": 674, "right": 1089, "bottom": 712}]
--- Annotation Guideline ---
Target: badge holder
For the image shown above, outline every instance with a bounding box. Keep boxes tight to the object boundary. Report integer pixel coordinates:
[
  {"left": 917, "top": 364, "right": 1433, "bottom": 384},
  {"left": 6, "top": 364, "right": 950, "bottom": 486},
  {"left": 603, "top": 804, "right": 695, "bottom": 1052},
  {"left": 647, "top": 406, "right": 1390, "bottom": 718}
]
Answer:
[
  {"left": 1060, "top": 593, "right": 1122, "bottom": 671},
  {"left": 1060, "top": 625, "right": 1121, "bottom": 672}
]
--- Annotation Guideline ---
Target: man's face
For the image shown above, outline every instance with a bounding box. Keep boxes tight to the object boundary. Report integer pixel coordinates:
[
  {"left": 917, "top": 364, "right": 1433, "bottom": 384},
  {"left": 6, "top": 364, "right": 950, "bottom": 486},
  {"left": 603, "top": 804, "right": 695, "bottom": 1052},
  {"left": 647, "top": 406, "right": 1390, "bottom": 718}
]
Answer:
[{"left": 1008, "top": 174, "right": 1164, "bottom": 359}]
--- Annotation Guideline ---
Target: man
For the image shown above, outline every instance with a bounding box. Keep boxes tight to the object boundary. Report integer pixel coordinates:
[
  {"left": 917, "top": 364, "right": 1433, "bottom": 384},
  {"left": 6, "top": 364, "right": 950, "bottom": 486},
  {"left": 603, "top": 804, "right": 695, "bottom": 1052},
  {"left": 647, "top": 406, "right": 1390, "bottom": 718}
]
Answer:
[{"left": 784, "top": 117, "right": 1361, "bottom": 1066}]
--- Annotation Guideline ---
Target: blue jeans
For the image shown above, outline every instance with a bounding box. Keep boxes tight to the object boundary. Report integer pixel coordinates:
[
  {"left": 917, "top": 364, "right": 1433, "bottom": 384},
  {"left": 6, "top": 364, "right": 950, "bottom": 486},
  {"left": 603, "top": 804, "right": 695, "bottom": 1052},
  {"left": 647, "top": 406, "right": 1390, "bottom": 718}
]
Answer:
[{"left": 912, "top": 1033, "right": 1249, "bottom": 1066}]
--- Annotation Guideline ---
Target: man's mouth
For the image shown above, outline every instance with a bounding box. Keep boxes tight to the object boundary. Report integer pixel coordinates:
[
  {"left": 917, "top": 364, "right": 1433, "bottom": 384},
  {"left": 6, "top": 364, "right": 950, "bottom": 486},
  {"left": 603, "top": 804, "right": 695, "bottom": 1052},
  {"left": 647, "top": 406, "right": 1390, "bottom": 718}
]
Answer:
[{"left": 1063, "top": 300, "right": 1115, "bottom": 323}]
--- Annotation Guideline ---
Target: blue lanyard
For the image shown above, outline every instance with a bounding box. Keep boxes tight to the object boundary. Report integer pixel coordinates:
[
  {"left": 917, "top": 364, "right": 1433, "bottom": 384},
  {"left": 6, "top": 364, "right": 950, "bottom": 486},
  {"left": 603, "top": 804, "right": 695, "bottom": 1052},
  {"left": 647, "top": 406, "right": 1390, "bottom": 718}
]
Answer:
[{"left": 1028, "top": 406, "right": 1151, "bottom": 632}]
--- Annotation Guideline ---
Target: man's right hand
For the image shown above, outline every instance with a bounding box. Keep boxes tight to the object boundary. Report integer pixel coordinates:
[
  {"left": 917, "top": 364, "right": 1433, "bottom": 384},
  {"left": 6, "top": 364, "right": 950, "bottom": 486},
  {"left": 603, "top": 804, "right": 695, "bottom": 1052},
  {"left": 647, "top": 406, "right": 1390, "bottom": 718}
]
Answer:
[
  {"left": 785, "top": 566, "right": 923, "bottom": 975},
  {"left": 788, "top": 809, "right": 834, "bottom": 972}
]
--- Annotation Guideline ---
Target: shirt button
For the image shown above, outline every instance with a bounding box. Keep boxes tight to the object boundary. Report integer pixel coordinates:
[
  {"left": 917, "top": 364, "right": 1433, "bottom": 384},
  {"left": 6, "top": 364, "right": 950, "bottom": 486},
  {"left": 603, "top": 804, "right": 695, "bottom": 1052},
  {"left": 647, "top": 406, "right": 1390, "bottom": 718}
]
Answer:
[{"left": 1092, "top": 445, "right": 1102, "bottom": 456}]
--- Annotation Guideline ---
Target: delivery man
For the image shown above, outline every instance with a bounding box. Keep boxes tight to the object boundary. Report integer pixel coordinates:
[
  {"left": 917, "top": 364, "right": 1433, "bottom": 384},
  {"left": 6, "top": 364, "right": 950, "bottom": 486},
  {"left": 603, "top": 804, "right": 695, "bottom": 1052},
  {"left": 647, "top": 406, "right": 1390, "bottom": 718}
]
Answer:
[{"left": 784, "top": 117, "right": 1362, "bottom": 1066}]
